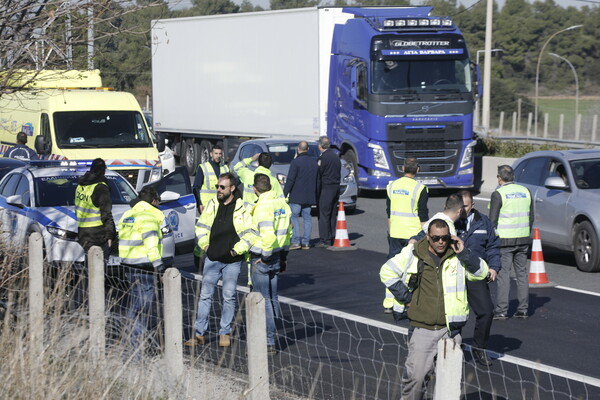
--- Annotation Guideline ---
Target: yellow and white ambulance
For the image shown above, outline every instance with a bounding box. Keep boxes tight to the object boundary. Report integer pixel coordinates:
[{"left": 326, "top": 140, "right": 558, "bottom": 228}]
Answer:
[{"left": 0, "top": 70, "right": 164, "bottom": 190}]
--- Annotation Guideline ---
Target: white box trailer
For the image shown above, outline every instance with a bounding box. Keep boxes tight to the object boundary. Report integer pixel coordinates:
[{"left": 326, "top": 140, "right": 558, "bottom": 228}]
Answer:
[{"left": 151, "top": 7, "right": 351, "bottom": 173}]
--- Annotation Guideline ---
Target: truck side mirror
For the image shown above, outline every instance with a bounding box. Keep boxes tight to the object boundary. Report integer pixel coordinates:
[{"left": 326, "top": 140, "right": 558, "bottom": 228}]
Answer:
[
  {"left": 34, "top": 135, "right": 50, "bottom": 155},
  {"left": 156, "top": 133, "right": 166, "bottom": 153}
]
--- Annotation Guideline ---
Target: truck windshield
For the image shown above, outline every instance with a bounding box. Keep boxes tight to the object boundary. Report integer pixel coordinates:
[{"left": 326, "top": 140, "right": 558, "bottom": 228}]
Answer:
[
  {"left": 53, "top": 111, "right": 153, "bottom": 148},
  {"left": 371, "top": 59, "right": 471, "bottom": 94}
]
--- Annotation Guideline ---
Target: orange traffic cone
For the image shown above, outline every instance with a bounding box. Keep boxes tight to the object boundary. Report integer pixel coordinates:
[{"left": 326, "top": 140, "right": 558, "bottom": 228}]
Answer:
[
  {"left": 328, "top": 202, "right": 357, "bottom": 251},
  {"left": 528, "top": 228, "right": 555, "bottom": 287}
]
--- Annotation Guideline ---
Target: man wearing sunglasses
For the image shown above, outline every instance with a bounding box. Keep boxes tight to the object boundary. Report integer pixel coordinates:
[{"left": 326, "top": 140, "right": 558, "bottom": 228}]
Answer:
[
  {"left": 380, "top": 218, "right": 488, "bottom": 400},
  {"left": 186, "top": 172, "right": 255, "bottom": 348}
]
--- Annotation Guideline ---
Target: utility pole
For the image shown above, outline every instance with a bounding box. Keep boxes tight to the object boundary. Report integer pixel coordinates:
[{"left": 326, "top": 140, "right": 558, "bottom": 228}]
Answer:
[
  {"left": 87, "top": 1, "right": 94, "bottom": 70},
  {"left": 481, "top": 0, "right": 494, "bottom": 134}
]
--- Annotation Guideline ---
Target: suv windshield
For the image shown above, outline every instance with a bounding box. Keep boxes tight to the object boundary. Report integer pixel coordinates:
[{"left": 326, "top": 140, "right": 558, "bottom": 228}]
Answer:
[
  {"left": 53, "top": 111, "right": 153, "bottom": 149},
  {"left": 35, "top": 174, "right": 137, "bottom": 207},
  {"left": 267, "top": 143, "right": 320, "bottom": 164}
]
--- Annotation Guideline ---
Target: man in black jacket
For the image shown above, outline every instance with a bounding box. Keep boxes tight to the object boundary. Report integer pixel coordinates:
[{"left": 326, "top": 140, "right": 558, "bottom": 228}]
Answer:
[
  {"left": 75, "top": 158, "right": 116, "bottom": 262},
  {"left": 316, "top": 136, "right": 341, "bottom": 247},
  {"left": 284, "top": 141, "right": 319, "bottom": 250},
  {"left": 456, "top": 190, "right": 501, "bottom": 367}
]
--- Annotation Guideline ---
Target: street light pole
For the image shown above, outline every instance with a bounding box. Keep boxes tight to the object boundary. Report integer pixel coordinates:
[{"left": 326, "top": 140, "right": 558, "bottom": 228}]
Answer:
[
  {"left": 475, "top": 48, "right": 504, "bottom": 130},
  {"left": 549, "top": 52, "right": 579, "bottom": 124},
  {"left": 534, "top": 24, "right": 582, "bottom": 136},
  {"left": 481, "top": 0, "right": 494, "bottom": 133}
]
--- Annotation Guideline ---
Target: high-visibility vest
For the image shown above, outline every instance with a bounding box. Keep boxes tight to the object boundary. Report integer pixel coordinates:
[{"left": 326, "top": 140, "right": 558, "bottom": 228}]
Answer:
[
  {"left": 249, "top": 190, "right": 292, "bottom": 257},
  {"left": 496, "top": 183, "right": 531, "bottom": 239},
  {"left": 233, "top": 157, "right": 283, "bottom": 207},
  {"left": 75, "top": 182, "right": 106, "bottom": 228},
  {"left": 118, "top": 200, "right": 164, "bottom": 268},
  {"left": 379, "top": 243, "right": 488, "bottom": 330},
  {"left": 193, "top": 196, "right": 256, "bottom": 257},
  {"left": 387, "top": 177, "right": 427, "bottom": 239},
  {"left": 198, "top": 162, "right": 230, "bottom": 205}
]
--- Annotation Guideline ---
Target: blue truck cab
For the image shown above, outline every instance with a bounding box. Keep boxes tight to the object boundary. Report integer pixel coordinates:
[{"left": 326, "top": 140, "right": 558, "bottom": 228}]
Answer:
[{"left": 328, "top": 7, "right": 478, "bottom": 190}]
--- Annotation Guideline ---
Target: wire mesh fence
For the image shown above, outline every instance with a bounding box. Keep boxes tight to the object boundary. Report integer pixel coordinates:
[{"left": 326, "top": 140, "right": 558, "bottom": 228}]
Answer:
[{"left": 3, "top": 243, "right": 600, "bottom": 399}]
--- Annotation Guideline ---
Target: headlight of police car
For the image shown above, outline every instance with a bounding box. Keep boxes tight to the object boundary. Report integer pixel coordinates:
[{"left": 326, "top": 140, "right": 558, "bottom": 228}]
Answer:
[{"left": 47, "top": 226, "right": 78, "bottom": 241}]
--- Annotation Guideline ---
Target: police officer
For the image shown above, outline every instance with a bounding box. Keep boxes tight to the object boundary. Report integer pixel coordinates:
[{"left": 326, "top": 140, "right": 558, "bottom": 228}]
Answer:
[
  {"left": 75, "top": 158, "right": 115, "bottom": 262},
  {"left": 233, "top": 151, "right": 283, "bottom": 207},
  {"left": 249, "top": 173, "right": 292, "bottom": 355},
  {"left": 489, "top": 165, "right": 533, "bottom": 320},
  {"left": 118, "top": 186, "right": 165, "bottom": 345},
  {"left": 316, "top": 136, "right": 341, "bottom": 248},
  {"left": 4, "top": 131, "right": 38, "bottom": 160},
  {"left": 192, "top": 145, "right": 229, "bottom": 213},
  {"left": 383, "top": 157, "right": 429, "bottom": 315}
]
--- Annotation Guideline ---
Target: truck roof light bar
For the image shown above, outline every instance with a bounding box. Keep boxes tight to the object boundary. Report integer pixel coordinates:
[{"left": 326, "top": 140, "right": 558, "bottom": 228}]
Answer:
[{"left": 379, "top": 17, "right": 454, "bottom": 31}]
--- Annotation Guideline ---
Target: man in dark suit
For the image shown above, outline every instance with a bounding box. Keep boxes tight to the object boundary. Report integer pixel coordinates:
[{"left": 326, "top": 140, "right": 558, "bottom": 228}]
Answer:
[
  {"left": 316, "top": 136, "right": 341, "bottom": 247},
  {"left": 284, "top": 141, "right": 319, "bottom": 250}
]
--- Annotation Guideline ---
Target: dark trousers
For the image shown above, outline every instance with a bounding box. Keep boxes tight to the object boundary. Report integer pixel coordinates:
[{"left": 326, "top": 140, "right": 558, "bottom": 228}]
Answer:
[
  {"left": 318, "top": 185, "right": 340, "bottom": 243},
  {"left": 387, "top": 237, "right": 410, "bottom": 259},
  {"left": 466, "top": 278, "right": 494, "bottom": 349}
]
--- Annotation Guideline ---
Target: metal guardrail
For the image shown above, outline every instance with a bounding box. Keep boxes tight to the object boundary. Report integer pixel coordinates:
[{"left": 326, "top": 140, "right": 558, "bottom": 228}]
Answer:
[{"left": 487, "top": 135, "right": 600, "bottom": 148}]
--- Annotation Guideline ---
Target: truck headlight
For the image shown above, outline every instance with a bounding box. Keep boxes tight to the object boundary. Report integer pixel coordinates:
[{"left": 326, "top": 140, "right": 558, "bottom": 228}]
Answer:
[
  {"left": 460, "top": 141, "right": 476, "bottom": 168},
  {"left": 47, "top": 226, "right": 78, "bottom": 241},
  {"left": 368, "top": 143, "right": 390, "bottom": 170}
]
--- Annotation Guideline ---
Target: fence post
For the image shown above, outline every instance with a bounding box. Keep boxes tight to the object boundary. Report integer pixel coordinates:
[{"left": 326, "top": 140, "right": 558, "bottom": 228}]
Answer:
[
  {"left": 543, "top": 113, "right": 549, "bottom": 138},
  {"left": 28, "top": 232, "right": 44, "bottom": 361},
  {"left": 592, "top": 115, "right": 598, "bottom": 143},
  {"left": 526, "top": 112, "right": 532, "bottom": 137},
  {"left": 498, "top": 111, "right": 504, "bottom": 136},
  {"left": 559, "top": 114, "right": 564, "bottom": 140},
  {"left": 511, "top": 112, "right": 517, "bottom": 136},
  {"left": 245, "top": 292, "right": 270, "bottom": 400},
  {"left": 517, "top": 98, "right": 522, "bottom": 133},
  {"left": 575, "top": 114, "right": 582, "bottom": 141},
  {"left": 163, "top": 267, "right": 183, "bottom": 383},
  {"left": 433, "top": 338, "right": 463, "bottom": 400},
  {"left": 88, "top": 246, "right": 105, "bottom": 363}
]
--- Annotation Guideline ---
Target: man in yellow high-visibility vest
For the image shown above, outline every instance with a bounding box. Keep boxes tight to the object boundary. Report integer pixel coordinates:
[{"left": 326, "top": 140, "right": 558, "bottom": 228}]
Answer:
[
  {"left": 383, "top": 157, "right": 428, "bottom": 315},
  {"left": 192, "top": 145, "right": 229, "bottom": 213},
  {"left": 489, "top": 165, "right": 533, "bottom": 320}
]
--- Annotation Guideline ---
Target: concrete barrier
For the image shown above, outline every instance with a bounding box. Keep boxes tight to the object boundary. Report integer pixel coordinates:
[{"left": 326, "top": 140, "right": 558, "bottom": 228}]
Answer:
[{"left": 479, "top": 156, "right": 517, "bottom": 194}]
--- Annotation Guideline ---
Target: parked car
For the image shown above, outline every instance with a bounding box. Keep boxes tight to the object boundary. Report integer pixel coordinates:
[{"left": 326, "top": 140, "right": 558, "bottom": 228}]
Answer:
[
  {"left": 230, "top": 138, "right": 358, "bottom": 212},
  {"left": 0, "top": 161, "right": 197, "bottom": 267},
  {"left": 512, "top": 150, "right": 600, "bottom": 272}
]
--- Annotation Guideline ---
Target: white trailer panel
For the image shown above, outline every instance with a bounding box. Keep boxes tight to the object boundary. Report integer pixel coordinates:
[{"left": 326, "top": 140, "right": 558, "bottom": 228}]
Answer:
[{"left": 152, "top": 8, "right": 346, "bottom": 139}]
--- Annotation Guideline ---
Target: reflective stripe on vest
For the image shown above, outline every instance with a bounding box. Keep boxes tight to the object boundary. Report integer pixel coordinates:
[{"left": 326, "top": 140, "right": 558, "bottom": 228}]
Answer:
[
  {"left": 388, "top": 177, "right": 425, "bottom": 239},
  {"left": 496, "top": 184, "right": 531, "bottom": 238},
  {"left": 199, "top": 162, "right": 230, "bottom": 205},
  {"left": 75, "top": 182, "right": 106, "bottom": 228}
]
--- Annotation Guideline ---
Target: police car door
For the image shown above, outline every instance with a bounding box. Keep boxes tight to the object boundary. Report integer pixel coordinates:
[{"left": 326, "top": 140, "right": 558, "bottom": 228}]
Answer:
[
  {"left": 146, "top": 166, "right": 196, "bottom": 254},
  {"left": 0, "top": 172, "right": 32, "bottom": 246}
]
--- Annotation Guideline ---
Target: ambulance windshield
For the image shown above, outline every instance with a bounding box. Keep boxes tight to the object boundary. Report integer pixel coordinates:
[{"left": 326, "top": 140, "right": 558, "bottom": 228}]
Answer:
[{"left": 53, "top": 111, "right": 153, "bottom": 148}]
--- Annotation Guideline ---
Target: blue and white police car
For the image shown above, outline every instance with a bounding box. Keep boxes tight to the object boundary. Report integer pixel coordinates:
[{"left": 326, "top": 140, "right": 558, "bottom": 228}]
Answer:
[{"left": 0, "top": 161, "right": 197, "bottom": 267}]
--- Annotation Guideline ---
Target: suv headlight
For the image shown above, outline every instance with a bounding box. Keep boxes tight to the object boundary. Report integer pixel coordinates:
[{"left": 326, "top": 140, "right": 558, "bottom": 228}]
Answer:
[
  {"left": 276, "top": 173, "right": 287, "bottom": 185},
  {"left": 368, "top": 143, "right": 390, "bottom": 170},
  {"left": 47, "top": 226, "right": 78, "bottom": 241},
  {"left": 460, "top": 141, "right": 476, "bottom": 168}
]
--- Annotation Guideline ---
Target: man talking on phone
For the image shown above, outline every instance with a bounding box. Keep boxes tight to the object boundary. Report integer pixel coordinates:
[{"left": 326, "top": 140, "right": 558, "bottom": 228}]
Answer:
[{"left": 380, "top": 219, "right": 488, "bottom": 400}]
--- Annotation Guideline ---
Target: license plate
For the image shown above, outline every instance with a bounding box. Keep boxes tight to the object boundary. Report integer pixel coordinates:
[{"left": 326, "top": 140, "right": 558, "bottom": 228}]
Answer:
[{"left": 416, "top": 178, "right": 438, "bottom": 185}]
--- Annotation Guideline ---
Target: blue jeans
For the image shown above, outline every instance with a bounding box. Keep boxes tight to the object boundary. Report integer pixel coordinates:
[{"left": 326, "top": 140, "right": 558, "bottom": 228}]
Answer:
[
  {"left": 194, "top": 257, "right": 242, "bottom": 336},
  {"left": 290, "top": 203, "right": 312, "bottom": 246},
  {"left": 251, "top": 256, "right": 280, "bottom": 345},
  {"left": 126, "top": 270, "right": 157, "bottom": 346}
]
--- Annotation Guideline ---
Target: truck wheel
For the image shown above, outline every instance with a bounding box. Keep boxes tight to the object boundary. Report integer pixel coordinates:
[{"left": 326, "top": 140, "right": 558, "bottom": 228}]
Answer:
[
  {"left": 573, "top": 221, "right": 600, "bottom": 272},
  {"left": 182, "top": 139, "right": 200, "bottom": 175},
  {"left": 199, "top": 140, "right": 212, "bottom": 164}
]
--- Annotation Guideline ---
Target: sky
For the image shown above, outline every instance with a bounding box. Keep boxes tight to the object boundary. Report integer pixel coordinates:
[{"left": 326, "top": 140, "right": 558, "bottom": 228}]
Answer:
[{"left": 168, "top": 0, "right": 594, "bottom": 11}]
